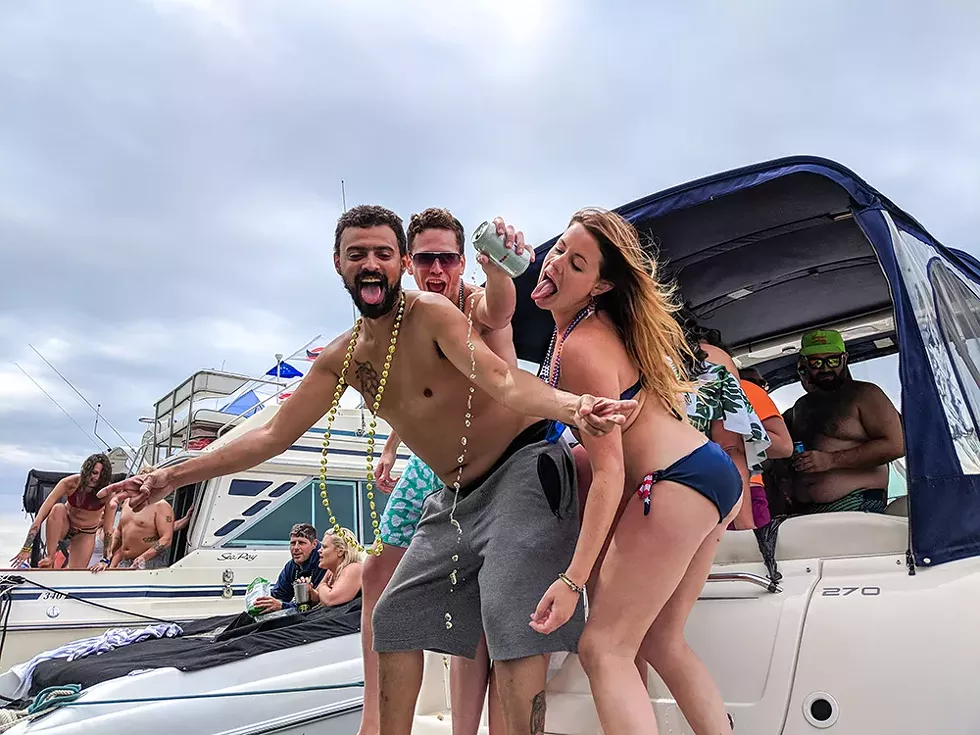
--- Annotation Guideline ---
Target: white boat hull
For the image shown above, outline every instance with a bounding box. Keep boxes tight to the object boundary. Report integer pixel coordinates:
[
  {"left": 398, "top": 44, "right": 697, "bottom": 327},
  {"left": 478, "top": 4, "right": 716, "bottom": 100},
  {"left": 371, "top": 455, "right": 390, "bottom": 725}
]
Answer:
[
  {"left": 408, "top": 511, "right": 980, "bottom": 734},
  {"left": 1, "top": 548, "right": 289, "bottom": 672},
  {"left": 11, "top": 512, "right": 980, "bottom": 734},
  {"left": 4, "top": 632, "right": 364, "bottom": 735}
]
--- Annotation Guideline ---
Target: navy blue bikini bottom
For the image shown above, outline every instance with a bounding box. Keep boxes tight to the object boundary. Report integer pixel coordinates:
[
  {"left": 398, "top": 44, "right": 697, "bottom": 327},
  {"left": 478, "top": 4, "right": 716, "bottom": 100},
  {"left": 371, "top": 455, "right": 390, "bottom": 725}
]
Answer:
[{"left": 636, "top": 440, "right": 743, "bottom": 522}]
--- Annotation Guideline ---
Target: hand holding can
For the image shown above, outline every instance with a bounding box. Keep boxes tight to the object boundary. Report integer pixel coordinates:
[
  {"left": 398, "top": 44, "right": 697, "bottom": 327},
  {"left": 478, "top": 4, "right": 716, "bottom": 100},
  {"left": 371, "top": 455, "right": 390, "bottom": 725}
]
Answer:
[{"left": 472, "top": 218, "right": 534, "bottom": 278}]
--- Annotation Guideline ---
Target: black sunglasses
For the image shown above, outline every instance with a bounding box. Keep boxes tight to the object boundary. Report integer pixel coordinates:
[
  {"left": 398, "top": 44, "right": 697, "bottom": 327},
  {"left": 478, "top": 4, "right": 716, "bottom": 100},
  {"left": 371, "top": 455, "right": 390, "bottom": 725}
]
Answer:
[{"left": 412, "top": 252, "right": 462, "bottom": 268}]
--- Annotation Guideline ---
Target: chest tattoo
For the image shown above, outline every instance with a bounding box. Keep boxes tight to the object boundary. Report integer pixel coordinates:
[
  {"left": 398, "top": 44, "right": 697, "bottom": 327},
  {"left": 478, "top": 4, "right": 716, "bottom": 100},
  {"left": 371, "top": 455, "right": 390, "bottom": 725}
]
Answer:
[{"left": 354, "top": 360, "right": 381, "bottom": 399}]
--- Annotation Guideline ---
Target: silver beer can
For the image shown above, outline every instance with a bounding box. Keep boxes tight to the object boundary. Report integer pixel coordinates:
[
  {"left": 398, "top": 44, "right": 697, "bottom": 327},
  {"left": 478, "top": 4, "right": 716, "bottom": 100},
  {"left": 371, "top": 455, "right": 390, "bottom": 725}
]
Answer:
[{"left": 471, "top": 221, "right": 532, "bottom": 278}]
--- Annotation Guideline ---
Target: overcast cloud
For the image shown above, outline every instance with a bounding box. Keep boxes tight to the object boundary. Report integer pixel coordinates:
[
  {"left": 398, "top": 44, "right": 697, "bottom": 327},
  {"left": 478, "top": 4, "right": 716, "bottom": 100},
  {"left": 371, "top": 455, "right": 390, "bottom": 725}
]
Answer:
[{"left": 1, "top": 0, "right": 978, "bottom": 554}]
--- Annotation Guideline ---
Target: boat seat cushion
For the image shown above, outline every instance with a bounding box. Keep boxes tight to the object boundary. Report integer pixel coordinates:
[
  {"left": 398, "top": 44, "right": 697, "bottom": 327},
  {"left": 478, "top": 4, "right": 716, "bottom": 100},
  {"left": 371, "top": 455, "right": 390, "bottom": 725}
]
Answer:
[{"left": 714, "top": 512, "right": 909, "bottom": 564}]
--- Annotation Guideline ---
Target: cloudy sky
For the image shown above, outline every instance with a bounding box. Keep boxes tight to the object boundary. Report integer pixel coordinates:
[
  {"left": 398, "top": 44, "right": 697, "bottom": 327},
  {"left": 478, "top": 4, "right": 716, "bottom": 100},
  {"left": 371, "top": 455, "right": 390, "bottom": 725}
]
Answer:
[{"left": 1, "top": 1, "right": 978, "bottom": 556}]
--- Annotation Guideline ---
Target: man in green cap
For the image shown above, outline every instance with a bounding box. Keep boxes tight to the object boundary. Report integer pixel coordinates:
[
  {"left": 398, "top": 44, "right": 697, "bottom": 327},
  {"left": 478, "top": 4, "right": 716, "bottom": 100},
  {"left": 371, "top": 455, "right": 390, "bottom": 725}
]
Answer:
[{"left": 780, "top": 328, "right": 905, "bottom": 514}]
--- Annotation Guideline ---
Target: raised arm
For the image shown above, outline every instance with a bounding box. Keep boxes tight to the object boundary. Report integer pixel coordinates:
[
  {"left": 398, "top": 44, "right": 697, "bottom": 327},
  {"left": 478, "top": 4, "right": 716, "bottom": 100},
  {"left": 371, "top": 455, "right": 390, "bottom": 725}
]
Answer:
[
  {"left": 99, "top": 335, "right": 351, "bottom": 510},
  {"left": 173, "top": 505, "right": 194, "bottom": 533},
  {"left": 529, "top": 334, "right": 626, "bottom": 634},
  {"left": 471, "top": 268, "right": 517, "bottom": 331},
  {"left": 471, "top": 217, "right": 527, "bottom": 330},
  {"left": 423, "top": 295, "right": 636, "bottom": 435}
]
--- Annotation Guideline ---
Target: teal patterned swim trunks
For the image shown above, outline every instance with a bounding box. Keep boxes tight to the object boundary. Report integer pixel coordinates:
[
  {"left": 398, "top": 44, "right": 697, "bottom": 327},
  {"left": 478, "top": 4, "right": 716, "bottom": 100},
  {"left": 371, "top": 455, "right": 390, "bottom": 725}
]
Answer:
[{"left": 379, "top": 454, "right": 445, "bottom": 549}]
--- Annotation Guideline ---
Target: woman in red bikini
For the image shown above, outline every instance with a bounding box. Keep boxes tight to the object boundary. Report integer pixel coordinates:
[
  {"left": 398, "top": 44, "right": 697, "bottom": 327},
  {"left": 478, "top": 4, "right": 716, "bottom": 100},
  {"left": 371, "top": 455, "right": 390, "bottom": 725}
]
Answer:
[
  {"left": 522, "top": 209, "right": 741, "bottom": 733},
  {"left": 10, "top": 453, "right": 116, "bottom": 570}
]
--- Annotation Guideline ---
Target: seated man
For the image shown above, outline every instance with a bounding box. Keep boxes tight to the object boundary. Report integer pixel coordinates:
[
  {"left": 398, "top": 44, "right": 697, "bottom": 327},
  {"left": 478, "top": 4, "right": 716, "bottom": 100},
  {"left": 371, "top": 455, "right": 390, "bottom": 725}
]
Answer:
[
  {"left": 252, "top": 523, "right": 328, "bottom": 614},
  {"left": 9, "top": 453, "right": 115, "bottom": 569},
  {"left": 781, "top": 329, "right": 905, "bottom": 514}
]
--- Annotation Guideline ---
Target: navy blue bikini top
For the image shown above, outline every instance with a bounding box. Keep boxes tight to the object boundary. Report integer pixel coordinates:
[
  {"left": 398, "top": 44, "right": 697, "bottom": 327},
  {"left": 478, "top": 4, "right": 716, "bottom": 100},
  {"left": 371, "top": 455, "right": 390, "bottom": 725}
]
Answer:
[
  {"left": 543, "top": 377, "right": 643, "bottom": 443},
  {"left": 538, "top": 306, "right": 650, "bottom": 444}
]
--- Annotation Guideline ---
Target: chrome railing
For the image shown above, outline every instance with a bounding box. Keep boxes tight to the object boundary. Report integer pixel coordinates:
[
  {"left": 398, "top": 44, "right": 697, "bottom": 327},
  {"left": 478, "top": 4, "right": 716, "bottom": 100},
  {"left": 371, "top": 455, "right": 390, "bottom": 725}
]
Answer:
[
  {"left": 706, "top": 571, "right": 782, "bottom": 593},
  {"left": 215, "top": 377, "right": 305, "bottom": 437}
]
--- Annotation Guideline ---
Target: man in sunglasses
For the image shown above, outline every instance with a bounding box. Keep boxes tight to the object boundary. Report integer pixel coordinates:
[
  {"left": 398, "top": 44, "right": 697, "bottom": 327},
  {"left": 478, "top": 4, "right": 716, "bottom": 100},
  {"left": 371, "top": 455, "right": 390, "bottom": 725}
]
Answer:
[
  {"left": 781, "top": 329, "right": 904, "bottom": 514},
  {"left": 365, "top": 206, "right": 524, "bottom": 735}
]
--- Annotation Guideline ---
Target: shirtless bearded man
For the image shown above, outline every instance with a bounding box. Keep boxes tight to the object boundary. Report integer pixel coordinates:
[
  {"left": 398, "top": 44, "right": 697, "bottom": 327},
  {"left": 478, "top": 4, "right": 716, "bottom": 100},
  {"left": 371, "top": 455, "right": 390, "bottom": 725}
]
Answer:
[
  {"left": 10, "top": 453, "right": 114, "bottom": 569},
  {"left": 782, "top": 329, "right": 905, "bottom": 513},
  {"left": 99, "top": 205, "right": 635, "bottom": 735},
  {"left": 364, "top": 207, "right": 523, "bottom": 735}
]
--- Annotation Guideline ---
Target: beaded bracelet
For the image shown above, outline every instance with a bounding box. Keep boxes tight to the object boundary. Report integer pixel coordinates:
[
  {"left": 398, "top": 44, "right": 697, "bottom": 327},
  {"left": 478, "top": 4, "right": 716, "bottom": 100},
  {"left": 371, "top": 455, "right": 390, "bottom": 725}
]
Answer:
[{"left": 558, "top": 572, "right": 583, "bottom": 595}]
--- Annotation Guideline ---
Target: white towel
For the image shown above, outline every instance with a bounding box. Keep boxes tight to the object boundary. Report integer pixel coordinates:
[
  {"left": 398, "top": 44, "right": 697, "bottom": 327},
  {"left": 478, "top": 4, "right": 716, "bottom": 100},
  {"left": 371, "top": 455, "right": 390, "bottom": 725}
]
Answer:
[{"left": 6, "top": 622, "right": 181, "bottom": 699}]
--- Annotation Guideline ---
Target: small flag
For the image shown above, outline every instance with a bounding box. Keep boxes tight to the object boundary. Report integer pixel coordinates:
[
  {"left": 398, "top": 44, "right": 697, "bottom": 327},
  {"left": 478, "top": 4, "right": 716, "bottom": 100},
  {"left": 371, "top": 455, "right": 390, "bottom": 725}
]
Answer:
[{"left": 266, "top": 361, "right": 303, "bottom": 379}]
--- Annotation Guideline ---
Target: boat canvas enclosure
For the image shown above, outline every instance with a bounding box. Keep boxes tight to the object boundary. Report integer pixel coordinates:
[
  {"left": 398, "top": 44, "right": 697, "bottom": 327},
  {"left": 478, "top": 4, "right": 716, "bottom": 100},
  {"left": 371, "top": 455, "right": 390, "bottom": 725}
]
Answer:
[{"left": 511, "top": 155, "right": 980, "bottom": 568}]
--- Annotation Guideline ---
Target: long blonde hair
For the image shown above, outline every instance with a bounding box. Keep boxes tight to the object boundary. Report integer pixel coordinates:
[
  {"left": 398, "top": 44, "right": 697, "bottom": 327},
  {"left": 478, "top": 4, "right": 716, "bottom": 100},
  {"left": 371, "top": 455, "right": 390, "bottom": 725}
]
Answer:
[
  {"left": 323, "top": 527, "right": 362, "bottom": 579},
  {"left": 569, "top": 207, "right": 696, "bottom": 412}
]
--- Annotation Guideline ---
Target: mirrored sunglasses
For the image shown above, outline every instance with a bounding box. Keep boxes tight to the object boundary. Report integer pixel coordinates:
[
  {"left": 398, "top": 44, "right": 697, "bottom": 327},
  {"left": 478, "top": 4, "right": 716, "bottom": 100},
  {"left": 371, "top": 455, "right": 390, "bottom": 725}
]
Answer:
[{"left": 805, "top": 355, "right": 843, "bottom": 370}]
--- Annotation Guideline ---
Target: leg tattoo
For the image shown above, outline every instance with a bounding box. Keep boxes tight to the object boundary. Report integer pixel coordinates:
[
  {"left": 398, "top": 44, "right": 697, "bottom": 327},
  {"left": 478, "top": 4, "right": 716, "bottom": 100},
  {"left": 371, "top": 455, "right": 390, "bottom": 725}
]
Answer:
[{"left": 530, "top": 690, "right": 546, "bottom": 735}]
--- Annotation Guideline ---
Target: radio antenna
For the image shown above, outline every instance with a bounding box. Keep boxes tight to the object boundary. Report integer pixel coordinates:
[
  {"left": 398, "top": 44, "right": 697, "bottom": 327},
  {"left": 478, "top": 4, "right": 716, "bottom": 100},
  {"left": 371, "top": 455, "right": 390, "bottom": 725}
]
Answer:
[
  {"left": 15, "top": 362, "right": 106, "bottom": 450},
  {"left": 28, "top": 344, "right": 137, "bottom": 454}
]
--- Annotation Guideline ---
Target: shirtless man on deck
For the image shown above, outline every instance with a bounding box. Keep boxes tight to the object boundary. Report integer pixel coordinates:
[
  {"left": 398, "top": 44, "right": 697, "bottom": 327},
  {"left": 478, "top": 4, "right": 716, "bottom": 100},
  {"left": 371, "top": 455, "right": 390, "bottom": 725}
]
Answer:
[
  {"left": 99, "top": 205, "right": 635, "bottom": 735},
  {"left": 365, "top": 207, "right": 521, "bottom": 735},
  {"left": 100, "top": 498, "right": 175, "bottom": 570},
  {"left": 10, "top": 453, "right": 115, "bottom": 569},
  {"left": 781, "top": 329, "right": 905, "bottom": 513}
]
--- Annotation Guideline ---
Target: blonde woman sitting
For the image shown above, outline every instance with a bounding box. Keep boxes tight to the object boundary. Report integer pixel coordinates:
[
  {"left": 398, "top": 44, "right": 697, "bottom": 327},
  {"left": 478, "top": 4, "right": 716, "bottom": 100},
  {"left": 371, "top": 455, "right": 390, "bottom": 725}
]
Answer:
[{"left": 312, "top": 528, "right": 364, "bottom": 608}]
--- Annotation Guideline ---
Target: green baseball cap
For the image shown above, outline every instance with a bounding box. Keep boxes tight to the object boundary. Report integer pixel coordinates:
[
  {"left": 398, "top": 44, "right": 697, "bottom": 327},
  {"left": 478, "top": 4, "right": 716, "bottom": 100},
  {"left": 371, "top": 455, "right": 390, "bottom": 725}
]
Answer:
[{"left": 800, "top": 329, "right": 846, "bottom": 356}]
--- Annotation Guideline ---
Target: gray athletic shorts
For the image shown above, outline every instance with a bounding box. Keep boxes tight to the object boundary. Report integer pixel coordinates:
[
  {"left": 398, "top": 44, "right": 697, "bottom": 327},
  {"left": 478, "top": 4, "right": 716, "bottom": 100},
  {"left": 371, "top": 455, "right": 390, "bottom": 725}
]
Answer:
[
  {"left": 372, "top": 420, "right": 585, "bottom": 661},
  {"left": 117, "top": 555, "right": 168, "bottom": 570}
]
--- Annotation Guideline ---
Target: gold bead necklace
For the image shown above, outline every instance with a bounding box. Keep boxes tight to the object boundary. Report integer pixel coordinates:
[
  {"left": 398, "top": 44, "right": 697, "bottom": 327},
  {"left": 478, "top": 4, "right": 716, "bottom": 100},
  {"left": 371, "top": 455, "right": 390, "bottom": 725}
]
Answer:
[
  {"left": 319, "top": 291, "right": 406, "bottom": 556},
  {"left": 445, "top": 291, "right": 477, "bottom": 630}
]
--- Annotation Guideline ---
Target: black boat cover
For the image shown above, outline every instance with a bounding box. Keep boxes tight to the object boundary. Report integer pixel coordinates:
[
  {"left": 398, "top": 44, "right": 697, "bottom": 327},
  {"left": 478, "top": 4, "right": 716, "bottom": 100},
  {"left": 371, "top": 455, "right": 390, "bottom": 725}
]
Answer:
[{"left": 27, "top": 597, "right": 361, "bottom": 698}]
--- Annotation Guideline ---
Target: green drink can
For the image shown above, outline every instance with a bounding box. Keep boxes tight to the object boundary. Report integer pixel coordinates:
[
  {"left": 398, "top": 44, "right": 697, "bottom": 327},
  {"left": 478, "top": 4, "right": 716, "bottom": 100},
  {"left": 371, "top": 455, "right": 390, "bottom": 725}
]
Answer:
[{"left": 471, "top": 221, "right": 532, "bottom": 278}]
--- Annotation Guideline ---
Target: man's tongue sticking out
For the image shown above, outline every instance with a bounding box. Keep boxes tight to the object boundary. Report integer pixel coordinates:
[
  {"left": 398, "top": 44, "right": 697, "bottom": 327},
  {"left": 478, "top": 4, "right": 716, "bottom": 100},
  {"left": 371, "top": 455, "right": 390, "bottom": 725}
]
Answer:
[{"left": 360, "top": 277, "right": 385, "bottom": 306}]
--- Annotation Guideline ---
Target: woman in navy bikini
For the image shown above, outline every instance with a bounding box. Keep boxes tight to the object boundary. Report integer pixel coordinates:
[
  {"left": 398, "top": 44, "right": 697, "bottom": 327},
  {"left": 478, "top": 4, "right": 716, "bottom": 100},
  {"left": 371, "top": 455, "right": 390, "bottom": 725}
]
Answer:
[{"left": 521, "top": 208, "right": 741, "bottom": 734}]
